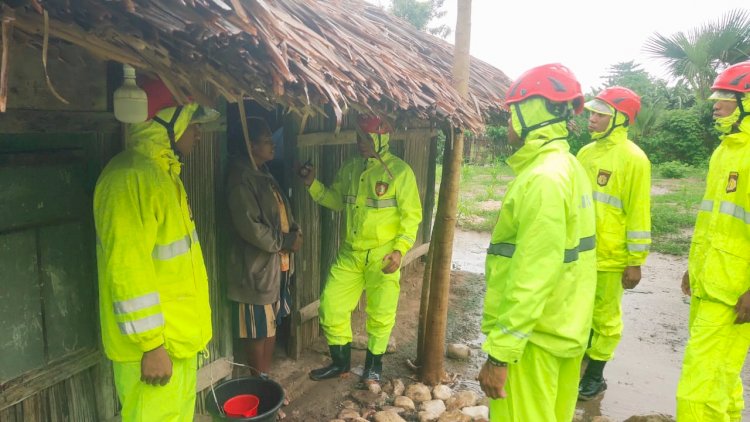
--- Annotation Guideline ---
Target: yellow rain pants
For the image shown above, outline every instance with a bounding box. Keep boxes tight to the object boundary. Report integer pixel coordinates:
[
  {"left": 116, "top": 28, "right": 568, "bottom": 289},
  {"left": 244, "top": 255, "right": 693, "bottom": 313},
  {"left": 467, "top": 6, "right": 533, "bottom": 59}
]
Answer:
[
  {"left": 677, "top": 297, "right": 750, "bottom": 422},
  {"left": 113, "top": 356, "right": 197, "bottom": 422},
  {"left": 489, "top": 342, "right": 582, "bottom": 422},
  {"left": 319, "top": 242, "right": 400, "bottom": 355},
  {"left": 587, "top": 271, "right": 625, "bottom": 361}
]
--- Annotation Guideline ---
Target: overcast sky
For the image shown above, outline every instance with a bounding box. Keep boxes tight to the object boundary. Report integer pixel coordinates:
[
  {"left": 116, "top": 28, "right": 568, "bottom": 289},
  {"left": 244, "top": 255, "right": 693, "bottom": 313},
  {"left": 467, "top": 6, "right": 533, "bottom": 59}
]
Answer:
[{"left": 367, "top": 0, "right": 749, "bottom": 92}]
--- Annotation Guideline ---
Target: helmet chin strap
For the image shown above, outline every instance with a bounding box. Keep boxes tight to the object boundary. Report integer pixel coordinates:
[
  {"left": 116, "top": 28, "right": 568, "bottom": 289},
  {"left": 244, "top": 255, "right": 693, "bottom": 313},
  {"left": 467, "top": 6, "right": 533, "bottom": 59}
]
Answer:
[
  {"left": 152, "top": 106, "right": 184, "bottom": 158},
  {"left": 592, "top": 110, "right": 626, "bottom": 140},
  {"left": 513, "top": 102, "right": 568, "bottom": 140}
]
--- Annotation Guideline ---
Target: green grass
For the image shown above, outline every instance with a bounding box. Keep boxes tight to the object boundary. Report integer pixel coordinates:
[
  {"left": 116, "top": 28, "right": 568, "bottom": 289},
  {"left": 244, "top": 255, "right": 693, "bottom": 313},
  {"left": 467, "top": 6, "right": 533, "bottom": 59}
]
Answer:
[
  {"left": 436, "top": 159, "right": 513, "bottom": 232},
  {"left": 439, "top": 162, "right": 707, "bottom": 256},
  {"left": 650, "top": 175, "right": 705, "bottom": 255}
]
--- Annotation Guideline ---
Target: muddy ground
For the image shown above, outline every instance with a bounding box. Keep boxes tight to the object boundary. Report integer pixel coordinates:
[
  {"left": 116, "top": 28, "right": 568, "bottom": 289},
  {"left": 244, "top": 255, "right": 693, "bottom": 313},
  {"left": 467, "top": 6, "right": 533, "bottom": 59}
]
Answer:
[{"left": 261, "top": 229, "right": 750, "bottom": 421}]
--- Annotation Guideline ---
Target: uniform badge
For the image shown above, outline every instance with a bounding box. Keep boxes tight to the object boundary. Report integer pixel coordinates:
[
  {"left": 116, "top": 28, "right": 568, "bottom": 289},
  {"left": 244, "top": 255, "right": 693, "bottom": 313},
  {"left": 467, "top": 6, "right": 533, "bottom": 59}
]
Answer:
[
  {"left": 597, "top": 169, "right": 612, "bottom": 187},
  {"left": 727, "top": 172, "right": 739, "bottom": 193},
  {"left": 375, "top": 181, "right": 389, "bottom": 197}
]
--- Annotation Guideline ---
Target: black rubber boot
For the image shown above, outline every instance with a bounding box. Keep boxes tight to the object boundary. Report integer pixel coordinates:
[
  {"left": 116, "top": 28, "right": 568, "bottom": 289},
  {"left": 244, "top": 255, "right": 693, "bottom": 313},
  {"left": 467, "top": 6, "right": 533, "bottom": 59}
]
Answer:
[
  {"left": 578, "top": 358, "right": 607, "bottom": 401},
  {"left": 309, "top": 344, "right": 351, "bottom": 380},
  {"left": 361, "top": 350, "right": 383, "bottom": 383}
]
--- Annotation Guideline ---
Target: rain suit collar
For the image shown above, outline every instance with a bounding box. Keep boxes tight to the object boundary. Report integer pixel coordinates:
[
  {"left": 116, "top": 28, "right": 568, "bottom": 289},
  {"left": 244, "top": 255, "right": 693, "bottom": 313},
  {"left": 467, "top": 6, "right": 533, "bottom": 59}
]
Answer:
[
  {"left": 591, "top": 125, "right": 628, "bottom": 147},
  {"left": 128, "top": 104, "right": 198, "bottom": 175},
  {"left": 507, "top": 137, "right": 570, "bottom": 175}
]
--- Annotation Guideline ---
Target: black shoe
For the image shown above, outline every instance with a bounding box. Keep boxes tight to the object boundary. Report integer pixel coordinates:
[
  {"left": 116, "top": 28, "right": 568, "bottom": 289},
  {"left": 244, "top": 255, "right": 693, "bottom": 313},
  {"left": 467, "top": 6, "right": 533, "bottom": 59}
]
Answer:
[
  {"left": 361, "top": 350, "right": 383, "bottom": 383},
  {"left": 578, "top": 375, "right": 607, "bottom": 400},
  {"left": 309, "top": 344, "right": 351, "bottom": 381}
]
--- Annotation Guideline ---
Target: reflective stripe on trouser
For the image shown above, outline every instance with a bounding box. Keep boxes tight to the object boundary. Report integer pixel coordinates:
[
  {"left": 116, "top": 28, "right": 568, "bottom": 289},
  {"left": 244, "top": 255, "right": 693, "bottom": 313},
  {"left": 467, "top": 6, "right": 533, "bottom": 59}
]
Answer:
[
  {"left": 586, "top": 271, "right": 624, "bottom": 361},
  {"left": 677, "top": 297, "right": 750, "bottom": 422},
  {"left": 489, "top": 343, "right": 582, "bottom": 422},
  {"left": 113, "top": 356, "right": 198, "bottom": 422},
  {"left": 319, "top": 243, "right": 400, "bottom": 355}
]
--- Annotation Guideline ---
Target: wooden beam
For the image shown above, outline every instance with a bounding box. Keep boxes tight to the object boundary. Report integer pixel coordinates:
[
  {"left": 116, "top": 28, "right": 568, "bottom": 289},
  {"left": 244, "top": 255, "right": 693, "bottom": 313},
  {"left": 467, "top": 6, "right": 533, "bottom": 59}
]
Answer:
[
  {"left": 402, "top": 242, "right": 430, "bottom": 268},
  {"left": 296, "top": 300, "right": 321, "bottom": 325},
  {"left": 297, "top": 128, "right": 437, "bottom": 147},
  {"left": 0, "top": 349, "right": 100, "bottom": 411},
  {"left": 0, "top": 110, "right": 120, "bottom": 133},
  {"left": 196, "top": 357, "right": 232, "bottom": 393}
]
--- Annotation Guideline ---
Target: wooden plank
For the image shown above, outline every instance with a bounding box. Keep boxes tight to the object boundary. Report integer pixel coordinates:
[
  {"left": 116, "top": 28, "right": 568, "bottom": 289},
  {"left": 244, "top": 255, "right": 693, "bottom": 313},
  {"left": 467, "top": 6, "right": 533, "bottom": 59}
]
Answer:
[
  {"left": 7, "top": 41, "right": 107, "bottom": 112},
  {"left": 297, "top": 128, "right": 437, "bottom": 147},
  {"left": 0, "top": 349, "right": 99, "bottom": 411},
  {"left": 296, "top": 300, "right": 320, "bottom": 325},
  {"left": 402, "top": 242, "right": 430, "bottom": 268},
  {"left": 0, "top": 231, "right": 45, "bottom": 384},
  {"left": 38, "top": 222, "right": 97, "bottom": 361},
  {"left": 196, "top": 357, "right": 232, "bottom": 393},
  {"left": 0, "top": 110, "right": 120, "bottom": 134}
]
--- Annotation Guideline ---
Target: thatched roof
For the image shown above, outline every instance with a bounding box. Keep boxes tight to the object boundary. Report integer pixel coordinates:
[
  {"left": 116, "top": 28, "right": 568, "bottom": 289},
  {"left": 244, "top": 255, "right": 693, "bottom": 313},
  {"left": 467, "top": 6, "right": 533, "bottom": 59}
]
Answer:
[{"left": 1, "top": 0, "right": 511, "bottom": 131}]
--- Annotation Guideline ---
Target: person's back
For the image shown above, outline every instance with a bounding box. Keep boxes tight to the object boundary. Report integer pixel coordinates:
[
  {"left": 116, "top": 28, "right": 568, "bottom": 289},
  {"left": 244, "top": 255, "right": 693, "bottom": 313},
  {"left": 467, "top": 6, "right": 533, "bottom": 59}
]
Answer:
[{"left": 478, "top": 64, "right": 596, "bottom": 422}]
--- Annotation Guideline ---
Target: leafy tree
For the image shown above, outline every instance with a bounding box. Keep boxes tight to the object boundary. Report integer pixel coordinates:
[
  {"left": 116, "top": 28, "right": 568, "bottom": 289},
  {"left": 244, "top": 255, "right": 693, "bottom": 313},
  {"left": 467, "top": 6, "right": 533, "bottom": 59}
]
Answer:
[
  {"left": 644, "top": 9, "right": 750, "bottom": 99},
  {"left": 390, "top": 0, "right": 451, "bottom": 38},
  {"left": 640, "top": 105, "right": 717, "bottom": 165}
]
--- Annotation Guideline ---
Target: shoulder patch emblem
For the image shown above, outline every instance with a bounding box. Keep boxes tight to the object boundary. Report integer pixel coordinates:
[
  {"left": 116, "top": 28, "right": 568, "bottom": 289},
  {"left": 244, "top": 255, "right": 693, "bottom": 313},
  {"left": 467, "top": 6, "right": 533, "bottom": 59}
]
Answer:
[
  {"left": 375, "top": 181, "right": 389, "bottom": 197},
  {"left": 727, "top": 172, "right": 739, "bottom": 193},
  {"left": 597, "top": 169, "right": 612, "bottom": 187}
]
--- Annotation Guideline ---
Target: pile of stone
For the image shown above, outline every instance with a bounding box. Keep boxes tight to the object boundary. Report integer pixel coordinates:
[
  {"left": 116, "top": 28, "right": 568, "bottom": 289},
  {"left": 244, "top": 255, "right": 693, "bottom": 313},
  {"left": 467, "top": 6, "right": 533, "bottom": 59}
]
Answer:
[{"left": 328, "top": 379, "right": 490, "bottom": 422}]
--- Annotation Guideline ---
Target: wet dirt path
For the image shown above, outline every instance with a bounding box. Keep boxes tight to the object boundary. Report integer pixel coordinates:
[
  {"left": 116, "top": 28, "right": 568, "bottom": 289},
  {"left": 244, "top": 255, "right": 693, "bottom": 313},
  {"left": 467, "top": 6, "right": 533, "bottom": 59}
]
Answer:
[{"left": 450, "top": 228, "right": 750, "bottom": 421}]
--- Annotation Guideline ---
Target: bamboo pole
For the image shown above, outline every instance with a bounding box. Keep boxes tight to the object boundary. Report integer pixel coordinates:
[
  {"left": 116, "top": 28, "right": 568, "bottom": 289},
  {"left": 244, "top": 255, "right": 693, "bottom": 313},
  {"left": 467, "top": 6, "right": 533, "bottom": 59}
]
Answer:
[{"left": 418, "top": 0, "right": 472, "bottom": 385}]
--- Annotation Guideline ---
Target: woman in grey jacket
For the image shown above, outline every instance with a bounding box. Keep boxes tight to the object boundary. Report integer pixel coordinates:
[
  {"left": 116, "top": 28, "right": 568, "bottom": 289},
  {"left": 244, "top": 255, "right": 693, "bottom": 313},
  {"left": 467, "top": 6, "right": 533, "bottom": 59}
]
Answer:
[{"left": 226, "top": 116, "right": 302, "bottom": 377}]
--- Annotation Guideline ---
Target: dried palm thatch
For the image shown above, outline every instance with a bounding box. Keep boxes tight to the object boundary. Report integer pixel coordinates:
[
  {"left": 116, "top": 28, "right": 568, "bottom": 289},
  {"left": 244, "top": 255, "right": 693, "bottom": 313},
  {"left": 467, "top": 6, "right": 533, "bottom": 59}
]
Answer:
[{"left": 0, "top": 0, "right": 511, "bottom": 131}]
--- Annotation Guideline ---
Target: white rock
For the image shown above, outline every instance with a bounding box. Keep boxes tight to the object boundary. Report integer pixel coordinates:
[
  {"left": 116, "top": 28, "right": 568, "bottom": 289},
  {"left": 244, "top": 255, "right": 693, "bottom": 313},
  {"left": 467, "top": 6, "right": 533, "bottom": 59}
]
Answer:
[
  {"left": 446, "top": 390, "right": 479, "bottom": 410},
  {"left": 381, "top": 405, "right": 406, "bottom": 414},
  {"left": 368, "top": 382, "right": 382, "bottom": 394},
  {"left": 393, "top": 395, "right": 416, "bottom": 411},
  {"left": 341, "top": 400, "right": 360, "bottom": 411},
  {"left": 406, "top": 383, "right": 432, "bottom": 402},
  {"left": 420, "top": 399, "right": 447, "bottom": 416},
  {"left": 432, "top": 384, "right": 452, "bottom": 401},
  {"left": 446, "top": 343, "right": 471, "bottom": 360},
  {"left": 373, "top": 410, "right": 407, "bottom": 422},
  {"left": 392, "top": 378, "right": 405, "bottom": 396},
  {"left": 337, "top": 408, "right": 361, "bottom": 420},
  {"left": 437, "top": 410, "right": 471, "bottom": 422},
  {"left": 461, "top": 405, "right": 489, "bottom": 420},
  {"left": 419, "top": 410, "right": 439, "bottom": 422}
]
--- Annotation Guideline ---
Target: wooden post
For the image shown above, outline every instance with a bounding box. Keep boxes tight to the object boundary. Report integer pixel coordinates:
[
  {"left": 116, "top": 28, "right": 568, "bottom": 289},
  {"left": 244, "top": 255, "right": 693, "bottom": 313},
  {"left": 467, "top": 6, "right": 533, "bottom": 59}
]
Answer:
[{"left": 418, "top": 0, "right": 472, "bottom": 385}]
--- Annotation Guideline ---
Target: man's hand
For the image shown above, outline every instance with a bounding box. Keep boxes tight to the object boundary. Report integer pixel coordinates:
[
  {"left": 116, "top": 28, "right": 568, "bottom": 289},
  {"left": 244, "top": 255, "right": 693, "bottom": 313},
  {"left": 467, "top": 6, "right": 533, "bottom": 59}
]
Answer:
[
  {"left": 621, "top": 266, "right": 642, "bottom": 289},
  {"left": 478, "top": 360, "right": 508, "bottom": 399},
  {"left": 141, "top": 345, "right": 172, "bottom": 386},
  {"left": 294, "top": 161, "right": 315, "bottom": 187},
  {"left": 290, "top": 231, "right": 303, "bottom": 253},
  {"left": 735, "top": 290, "right": 750, "bottom": 324},
  {"left": 381, "top": 251, "right": 402, "bottom": 274},
  {"left": 681, "top": 270, "right": 691, "bottom": 296}
]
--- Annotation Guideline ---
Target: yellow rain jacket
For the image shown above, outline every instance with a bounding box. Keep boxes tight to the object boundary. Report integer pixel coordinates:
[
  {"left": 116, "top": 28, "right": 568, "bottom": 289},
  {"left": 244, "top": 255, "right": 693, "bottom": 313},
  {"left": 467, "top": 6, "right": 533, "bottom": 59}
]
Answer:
[
  {"left": 688, "top": 126, "right": 750, "bottom": 306},
  {"left": 482, "top": 98, "right": 597, "bottom": 364},
  {"left": 94, "top": 104, "right": 212, "bottom": 362},
  {"left": 307, "top": 133, "right": 422, "bottom": 255},
  {"left": 577, "top": 124, "right": 651, "bottom": 271}
]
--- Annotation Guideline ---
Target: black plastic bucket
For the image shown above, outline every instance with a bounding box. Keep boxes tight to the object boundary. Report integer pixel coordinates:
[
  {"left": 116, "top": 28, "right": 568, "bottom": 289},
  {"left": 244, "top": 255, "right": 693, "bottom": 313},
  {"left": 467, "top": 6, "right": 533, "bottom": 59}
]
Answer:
[{"left": 205, "top": 377, "right": 285, "bottom": 422}]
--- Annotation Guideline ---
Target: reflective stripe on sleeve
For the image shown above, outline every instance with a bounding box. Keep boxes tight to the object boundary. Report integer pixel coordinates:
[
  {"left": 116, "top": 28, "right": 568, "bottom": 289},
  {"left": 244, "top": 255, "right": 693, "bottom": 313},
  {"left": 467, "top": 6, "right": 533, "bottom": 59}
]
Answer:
[
  {"left": 118, "top": 313, "right": 165, "bottom": 335},
  {"left": 627, "top": 243, "right": 651, "bottom": 252},
  {"left": 719, "top": 201, "right": 750, "bottom": 224},
  {"left": 152, "top": 233, "right": 192, "bottom": 260},
  {"left": 488, "top": 235, "right": 595, "bottom": 263},
  {"left": 498, "top": 324, "right": 529, "bottom": 340},
  {"left": 113, "top": 292, "right": 160, "bottom": 315},
  {"left": 592, "top": 191, "right": 623, "bottom": 209},
  {"left": 626, "top": 231, "right": 651, "bottom": 240},
  {"left": 344, "top": 195, "right": 357, "bottom": 204},
  {"left": 699, "top": 200, "right": 714, "bottom": 212}
]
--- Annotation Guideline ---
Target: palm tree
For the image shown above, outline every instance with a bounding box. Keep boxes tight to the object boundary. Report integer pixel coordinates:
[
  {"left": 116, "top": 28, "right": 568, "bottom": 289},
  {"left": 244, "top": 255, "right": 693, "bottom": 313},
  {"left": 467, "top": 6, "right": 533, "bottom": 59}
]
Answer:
[{"left": 644, "top": 9, "right": 750, "bottom": 100}]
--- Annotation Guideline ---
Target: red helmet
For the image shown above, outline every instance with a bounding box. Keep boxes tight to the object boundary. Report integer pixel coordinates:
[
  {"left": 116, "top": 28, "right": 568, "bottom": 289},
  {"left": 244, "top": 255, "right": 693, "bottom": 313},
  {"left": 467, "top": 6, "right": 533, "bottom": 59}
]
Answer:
[
  {"left": 596, "top": 86, "right": 641, "bottom": 124},
  {"left": 358, "top": 114, "right": 391, "bottom": 134},
  {"left": 139, "top": 77, "right": 180, "bottom": 120},
  {"left": 711, "top": 61, "right": 750, "bottom": 94},
  {"left": 505, "top": 63, "right": 584, "bottom": 114}
]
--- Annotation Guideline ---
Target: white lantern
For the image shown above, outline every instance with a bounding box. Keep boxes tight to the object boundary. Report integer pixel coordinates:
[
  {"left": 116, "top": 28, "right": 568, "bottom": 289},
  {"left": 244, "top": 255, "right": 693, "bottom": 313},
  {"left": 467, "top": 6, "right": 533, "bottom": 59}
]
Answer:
[{"left": 113, "top": 64, "right": 148, "bottom": 123}]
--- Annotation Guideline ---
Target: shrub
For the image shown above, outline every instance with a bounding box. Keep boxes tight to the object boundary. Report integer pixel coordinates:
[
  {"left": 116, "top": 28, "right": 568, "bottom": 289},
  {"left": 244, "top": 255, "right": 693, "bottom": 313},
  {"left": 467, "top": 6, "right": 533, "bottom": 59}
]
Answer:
[{"left": 656, "top": 161, "right": 690, "bottom": 179}]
